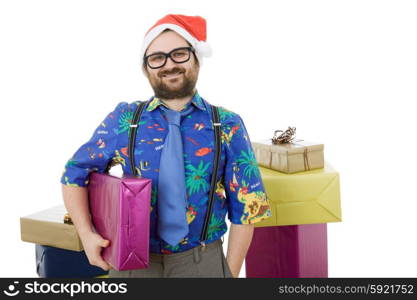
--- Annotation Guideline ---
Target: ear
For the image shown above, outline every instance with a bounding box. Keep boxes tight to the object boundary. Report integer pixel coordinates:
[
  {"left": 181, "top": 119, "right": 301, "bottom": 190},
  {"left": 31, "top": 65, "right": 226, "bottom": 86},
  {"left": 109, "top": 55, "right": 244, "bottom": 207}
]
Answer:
[
  {"left": 141, "top": 64, "right": 149, "bottom": 77},
  {"left": 192, "top": 52, "right": 200, "bottom": 67}
]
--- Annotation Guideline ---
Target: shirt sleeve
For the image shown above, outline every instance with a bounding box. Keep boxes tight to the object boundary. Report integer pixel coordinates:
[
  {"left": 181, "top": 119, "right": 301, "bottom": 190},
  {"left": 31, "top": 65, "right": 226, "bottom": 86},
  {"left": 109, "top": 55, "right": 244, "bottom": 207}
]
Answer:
[
  {"left": 60, "top": 101, "right": 129, "bottom": 187},
  {"left": 223, "top": 113, "right": 272, "bottom": 225}
]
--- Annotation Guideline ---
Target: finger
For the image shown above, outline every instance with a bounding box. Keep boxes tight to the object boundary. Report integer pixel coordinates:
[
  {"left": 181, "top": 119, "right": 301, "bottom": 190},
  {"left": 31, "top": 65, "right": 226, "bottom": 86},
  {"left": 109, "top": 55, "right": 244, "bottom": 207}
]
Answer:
[
  {"left": 96, "top": 259, "right": 111, "bottom": 271},
  {"left": 101, "top": 239, "right": 110, "bottom": 247},
  {"left": 92, "top": 246, "right": 111, "bottom": 270},
  {"left": 88, "top": 256, "right": 107, "bottom": 269}
]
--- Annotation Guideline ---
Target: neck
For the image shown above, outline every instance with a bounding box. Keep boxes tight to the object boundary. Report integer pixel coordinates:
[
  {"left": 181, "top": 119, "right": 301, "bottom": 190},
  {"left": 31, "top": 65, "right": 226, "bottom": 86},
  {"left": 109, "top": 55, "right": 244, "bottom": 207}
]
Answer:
[{"left": 160, "top": 89, "right": 196, "bottom": 111}]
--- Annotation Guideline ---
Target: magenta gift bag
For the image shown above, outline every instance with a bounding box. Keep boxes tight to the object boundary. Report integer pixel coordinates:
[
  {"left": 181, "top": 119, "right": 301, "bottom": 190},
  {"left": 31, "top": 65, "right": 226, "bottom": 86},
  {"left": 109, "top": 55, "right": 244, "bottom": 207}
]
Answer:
[
  {"left": 245, "top": 224, "right": 328, "bottom": 278},
  {"left": 88, "top": 172, "right": 151, "bottom": 271}
]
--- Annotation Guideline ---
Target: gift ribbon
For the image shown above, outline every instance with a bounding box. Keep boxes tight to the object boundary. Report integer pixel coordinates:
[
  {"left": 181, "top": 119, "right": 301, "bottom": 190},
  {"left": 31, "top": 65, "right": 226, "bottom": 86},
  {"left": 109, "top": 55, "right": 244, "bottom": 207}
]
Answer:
[
  {"left": 271, "top": 127, "right": 296, "bottom": 144},
  {"left": 271, "top": 127, "right": 311, "bottom": 171},
  {"left": 303, "top": 147, "right": 311, "bottom": 171},
  {"left": 63, "top": 213, "right": 73, "bottom": 224}
]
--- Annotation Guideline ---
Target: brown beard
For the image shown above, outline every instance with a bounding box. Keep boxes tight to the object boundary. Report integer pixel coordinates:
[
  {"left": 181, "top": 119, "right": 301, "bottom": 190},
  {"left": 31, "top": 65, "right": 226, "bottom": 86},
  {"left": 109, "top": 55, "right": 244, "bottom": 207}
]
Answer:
[{"left": 147, "top": 65, "right": 199, "bottom": 100}]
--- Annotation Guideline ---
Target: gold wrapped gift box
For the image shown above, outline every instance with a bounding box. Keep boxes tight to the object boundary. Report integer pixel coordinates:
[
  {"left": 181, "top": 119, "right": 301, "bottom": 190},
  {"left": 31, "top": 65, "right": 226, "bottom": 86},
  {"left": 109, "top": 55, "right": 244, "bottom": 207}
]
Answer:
[
  {"left": 256, "top": 161, "right": 341, "bottom": 227},
  {"left": 252, "top": 140, "right": 324, "bottom": 174},
  {"left": 20, "top": 205, "right": 83, "bottom": 251}
]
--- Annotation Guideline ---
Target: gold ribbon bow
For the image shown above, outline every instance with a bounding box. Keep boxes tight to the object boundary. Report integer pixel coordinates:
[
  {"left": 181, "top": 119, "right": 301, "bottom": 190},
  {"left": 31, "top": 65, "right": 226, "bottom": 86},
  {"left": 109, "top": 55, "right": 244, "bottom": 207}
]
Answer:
[
  {"left": 271, "top": 127, "right": 296, "bottom": 144},
  {"left": 63, "top": 213, "right": 73, "bottom": 224}
]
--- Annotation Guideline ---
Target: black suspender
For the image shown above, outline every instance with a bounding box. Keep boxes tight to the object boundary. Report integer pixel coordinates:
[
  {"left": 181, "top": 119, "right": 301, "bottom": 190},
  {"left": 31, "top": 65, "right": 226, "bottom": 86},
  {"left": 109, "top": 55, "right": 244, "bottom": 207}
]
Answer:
[
  {"left": 128, "top": 100, "right": 222, "bottom": 247},
  {"left": 200, "top": 104, "right": 221, "bottom": 246},
  {"left": 128, "top": 101, "right": 147, "bottom": 176}
]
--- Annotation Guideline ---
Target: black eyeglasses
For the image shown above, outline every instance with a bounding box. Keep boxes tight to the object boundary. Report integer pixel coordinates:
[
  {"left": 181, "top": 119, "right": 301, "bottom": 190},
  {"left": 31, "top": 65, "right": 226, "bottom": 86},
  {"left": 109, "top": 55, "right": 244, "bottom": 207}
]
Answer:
[{"left": 144, "top": 46, "right": 195, "bottom": 69}]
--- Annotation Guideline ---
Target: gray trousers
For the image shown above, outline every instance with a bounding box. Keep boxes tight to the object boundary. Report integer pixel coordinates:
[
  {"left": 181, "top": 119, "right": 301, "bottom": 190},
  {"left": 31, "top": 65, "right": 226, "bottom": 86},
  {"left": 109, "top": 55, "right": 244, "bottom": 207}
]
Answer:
[{"left": 109, "top": 239, "right": 234, "bottom": 278}]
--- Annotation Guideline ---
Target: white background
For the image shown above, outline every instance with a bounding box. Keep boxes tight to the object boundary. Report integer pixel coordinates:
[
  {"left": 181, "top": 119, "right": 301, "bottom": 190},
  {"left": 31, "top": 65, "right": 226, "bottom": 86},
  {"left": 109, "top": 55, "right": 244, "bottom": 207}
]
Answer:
[{"left": 0, "top": 0, "right": 416, "bottom": 277}]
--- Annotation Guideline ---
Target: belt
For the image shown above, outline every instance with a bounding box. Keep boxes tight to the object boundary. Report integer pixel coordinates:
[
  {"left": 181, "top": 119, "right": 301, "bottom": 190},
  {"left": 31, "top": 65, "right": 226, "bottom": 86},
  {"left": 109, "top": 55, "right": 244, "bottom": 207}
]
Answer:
[{"left": 149, "top": 239, "right": 223, "bottom": 263}]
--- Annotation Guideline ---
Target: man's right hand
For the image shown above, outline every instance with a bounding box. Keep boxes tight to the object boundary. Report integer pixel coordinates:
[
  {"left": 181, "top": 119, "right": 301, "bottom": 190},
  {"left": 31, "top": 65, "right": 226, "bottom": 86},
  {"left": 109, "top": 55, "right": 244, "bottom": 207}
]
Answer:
[
  {"left": 79, "top": 231, "right": 112, "bottom": 271},
  {"left": 61, "top": 185, "right": 113, "bottom": 271}
]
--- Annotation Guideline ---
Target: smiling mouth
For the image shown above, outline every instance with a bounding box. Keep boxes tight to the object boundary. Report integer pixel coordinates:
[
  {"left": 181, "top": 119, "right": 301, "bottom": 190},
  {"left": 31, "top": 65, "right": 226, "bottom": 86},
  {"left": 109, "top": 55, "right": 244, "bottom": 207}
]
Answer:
[{"left": 162, "top": 71, "right": 184, "bottom": 78}]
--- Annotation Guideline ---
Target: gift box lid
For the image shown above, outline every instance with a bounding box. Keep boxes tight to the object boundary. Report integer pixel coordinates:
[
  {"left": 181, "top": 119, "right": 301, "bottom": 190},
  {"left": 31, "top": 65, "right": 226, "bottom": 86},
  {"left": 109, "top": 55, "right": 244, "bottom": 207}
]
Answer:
[
  {"left": 253, "top": 140, "right": 324, "bottom": 154},
  {"left": 21, "top": 204, "right": 70, "bottom": 223}
]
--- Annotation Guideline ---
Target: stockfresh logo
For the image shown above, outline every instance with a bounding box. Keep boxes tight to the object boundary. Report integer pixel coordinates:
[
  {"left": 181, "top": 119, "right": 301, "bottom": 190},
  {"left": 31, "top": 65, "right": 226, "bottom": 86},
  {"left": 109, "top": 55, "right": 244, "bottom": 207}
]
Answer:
[{"left": 3, "top": 281, "right": 20, "bottom": 297}]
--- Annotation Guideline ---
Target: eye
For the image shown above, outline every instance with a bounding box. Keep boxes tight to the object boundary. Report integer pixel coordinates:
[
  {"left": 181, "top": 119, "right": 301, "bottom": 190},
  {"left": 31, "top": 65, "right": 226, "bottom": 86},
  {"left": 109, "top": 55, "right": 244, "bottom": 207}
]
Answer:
[
  {"left": 172, "top": 49, "right": 188, "bottom": 58},
  {"left": 149, "top": 54, "right": 165, "bottom": 63}
]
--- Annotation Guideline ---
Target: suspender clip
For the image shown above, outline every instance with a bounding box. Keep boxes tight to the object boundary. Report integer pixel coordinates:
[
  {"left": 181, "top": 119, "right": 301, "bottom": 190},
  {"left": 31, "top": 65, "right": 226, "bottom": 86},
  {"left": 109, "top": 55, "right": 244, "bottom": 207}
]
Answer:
[{"left": 200, "top": 241, "right": 207, "bottom": 251}]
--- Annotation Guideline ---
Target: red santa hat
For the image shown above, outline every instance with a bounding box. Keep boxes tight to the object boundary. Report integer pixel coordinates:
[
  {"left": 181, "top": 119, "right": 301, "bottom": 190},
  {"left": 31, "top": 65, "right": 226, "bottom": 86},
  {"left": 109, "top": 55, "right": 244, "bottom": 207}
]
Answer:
[{"left": 140, "top": 14, "right": 212, "bottom": 70}]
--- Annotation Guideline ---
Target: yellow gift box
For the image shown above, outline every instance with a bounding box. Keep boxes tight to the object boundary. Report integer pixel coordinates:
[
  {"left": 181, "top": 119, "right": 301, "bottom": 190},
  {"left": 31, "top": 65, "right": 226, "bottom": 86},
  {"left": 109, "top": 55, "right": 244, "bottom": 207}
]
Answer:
[{"left": 256, "top": 161, "right": 341, "bottom": 227}]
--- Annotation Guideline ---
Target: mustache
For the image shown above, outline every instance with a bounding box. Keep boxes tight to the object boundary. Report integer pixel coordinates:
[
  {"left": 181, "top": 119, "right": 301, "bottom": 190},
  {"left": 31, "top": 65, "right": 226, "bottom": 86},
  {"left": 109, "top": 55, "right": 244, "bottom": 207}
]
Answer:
[{"left": 158, "top": 67, "right": 185, "bottom": 78}]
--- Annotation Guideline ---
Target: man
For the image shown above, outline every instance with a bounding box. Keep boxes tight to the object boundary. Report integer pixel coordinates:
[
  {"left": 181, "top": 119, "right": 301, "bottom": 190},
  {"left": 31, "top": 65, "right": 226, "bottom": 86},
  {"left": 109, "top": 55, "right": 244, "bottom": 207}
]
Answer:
[{"left": 61, "top": 14, "right": 271, "bottom": 278}]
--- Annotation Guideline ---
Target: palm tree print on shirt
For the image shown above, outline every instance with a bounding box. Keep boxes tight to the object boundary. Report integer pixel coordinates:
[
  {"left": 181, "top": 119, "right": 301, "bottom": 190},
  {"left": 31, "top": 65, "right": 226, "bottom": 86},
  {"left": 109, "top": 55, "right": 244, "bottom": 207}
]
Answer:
[
  {"left": 185, "top": 160, "right": 211, "bottom": 195},
  {"left": 116, "top": 110, "right": 134, "bottom": 134},
  {"left": 218, "top": 106, "right": 237, "bottom": 122},
  {"left": 65, "top": 159, "right": 77, "bottom": 167},
  {"left": 236, "top": 149, "right": 260, "bottom": 179},
  {"left": 207, "top": 213, "right": 224, "bottom": 240}
]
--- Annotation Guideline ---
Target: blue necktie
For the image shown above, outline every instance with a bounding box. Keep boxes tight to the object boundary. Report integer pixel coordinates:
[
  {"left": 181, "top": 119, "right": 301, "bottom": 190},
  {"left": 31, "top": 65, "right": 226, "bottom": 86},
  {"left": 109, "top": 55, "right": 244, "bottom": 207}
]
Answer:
[{"left": 157, "top": 103, "right": 194, "bottom": 246}]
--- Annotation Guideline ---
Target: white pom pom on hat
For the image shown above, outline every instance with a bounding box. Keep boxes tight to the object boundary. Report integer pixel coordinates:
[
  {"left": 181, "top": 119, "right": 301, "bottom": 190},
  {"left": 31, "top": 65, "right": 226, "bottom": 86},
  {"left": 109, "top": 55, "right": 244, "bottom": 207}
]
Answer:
[{"left": 140, "top": 14, "right": 212, "bottom": 73}]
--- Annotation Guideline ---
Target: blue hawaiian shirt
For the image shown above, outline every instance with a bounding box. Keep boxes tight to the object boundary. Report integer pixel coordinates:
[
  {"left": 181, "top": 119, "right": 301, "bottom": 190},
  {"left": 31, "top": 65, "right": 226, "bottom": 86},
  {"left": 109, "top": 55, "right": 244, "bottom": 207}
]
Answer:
[{"left": 61, "top": 90, "right": 271, "bottom": 254}]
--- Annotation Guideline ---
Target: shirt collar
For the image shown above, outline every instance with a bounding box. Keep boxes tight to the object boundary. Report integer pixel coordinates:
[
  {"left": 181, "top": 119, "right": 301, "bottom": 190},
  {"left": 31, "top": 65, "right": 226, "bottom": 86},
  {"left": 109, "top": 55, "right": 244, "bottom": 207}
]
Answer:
[{"left": 146, "top": 90, "right": 207, "bottom": 112}]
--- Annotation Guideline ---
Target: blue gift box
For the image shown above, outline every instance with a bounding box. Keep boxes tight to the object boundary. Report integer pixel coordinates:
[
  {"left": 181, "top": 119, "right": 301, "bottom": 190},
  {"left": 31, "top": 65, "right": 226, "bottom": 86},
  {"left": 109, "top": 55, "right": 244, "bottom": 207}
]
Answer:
[{"left": 36, "top": 244, "right": 108, "bottom": 278}]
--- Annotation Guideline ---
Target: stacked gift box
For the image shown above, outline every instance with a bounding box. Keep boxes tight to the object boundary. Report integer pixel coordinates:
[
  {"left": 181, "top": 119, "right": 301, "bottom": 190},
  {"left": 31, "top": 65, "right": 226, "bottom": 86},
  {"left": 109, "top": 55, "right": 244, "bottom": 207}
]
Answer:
[
  {"left": 246, "top": 127, "right": 342, "bottom": 278},
  {"left": 20, "top": 205, "right": 108, "bottom": 278}
]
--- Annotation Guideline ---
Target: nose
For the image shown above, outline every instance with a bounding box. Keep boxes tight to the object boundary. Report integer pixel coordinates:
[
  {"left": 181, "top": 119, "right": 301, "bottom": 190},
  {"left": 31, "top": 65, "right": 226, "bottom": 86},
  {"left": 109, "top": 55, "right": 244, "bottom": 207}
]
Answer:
[{"left": 164, "top": 55, "right": 178, "bottom": 69}]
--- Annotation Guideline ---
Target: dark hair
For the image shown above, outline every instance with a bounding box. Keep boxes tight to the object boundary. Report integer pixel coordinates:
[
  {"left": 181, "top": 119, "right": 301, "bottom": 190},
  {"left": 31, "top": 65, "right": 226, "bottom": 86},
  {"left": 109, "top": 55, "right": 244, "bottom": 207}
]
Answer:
[{"left": 142, "top": 28, "right": 199, "bottom": 72}]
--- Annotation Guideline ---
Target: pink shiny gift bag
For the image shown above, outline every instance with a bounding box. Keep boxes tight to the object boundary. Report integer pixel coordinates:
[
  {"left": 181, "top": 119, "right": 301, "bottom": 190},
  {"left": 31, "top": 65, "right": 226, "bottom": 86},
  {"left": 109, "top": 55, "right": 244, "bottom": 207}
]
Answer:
[
  {"left": 245, "top": 224, "right": 328, "bottom": 278},
  {"left": 88, "top": 172, "right": 151, "bottom": 271}
]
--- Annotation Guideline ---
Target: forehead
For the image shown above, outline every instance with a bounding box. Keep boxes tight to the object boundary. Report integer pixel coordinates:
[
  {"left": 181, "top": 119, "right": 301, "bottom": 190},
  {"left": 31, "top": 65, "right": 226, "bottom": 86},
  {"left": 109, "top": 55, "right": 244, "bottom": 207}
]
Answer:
[{"left": 146, "top": 30, "right": 190, "bottom": 55}]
